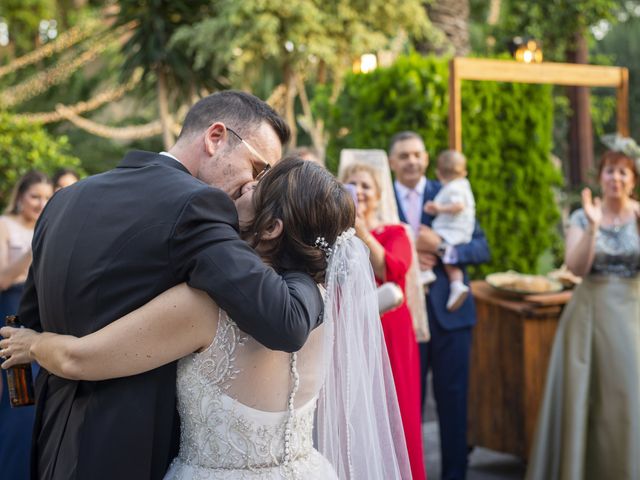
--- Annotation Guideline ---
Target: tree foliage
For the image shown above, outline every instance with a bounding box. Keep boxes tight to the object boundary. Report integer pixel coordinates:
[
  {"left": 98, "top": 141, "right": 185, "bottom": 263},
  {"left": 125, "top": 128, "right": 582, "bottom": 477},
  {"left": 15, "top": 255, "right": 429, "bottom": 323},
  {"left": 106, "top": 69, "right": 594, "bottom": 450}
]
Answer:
[
  {"left": 0, "top": 0, "right": 55, "bottom": 56},
  {"left": 116, "top": 0, "right": 221, "bottom": 94},
  {"left": 592, "top": 8, "right": 640, "bottom": 142},
  {"left": 325, "top": 54, "right": 561, "bottom": 276},
  {"left": 421, "top": 0, "right": 470, "bottom": 56},
  {"left": 0, "top": 113, "right": 82, "bottom": 208},
  {"left": 470, "top": 0, "right": 620, "bottom": 59},
  {"left": 173, "top": 0, "right": 432, "bottom": 84},
  {"left": 171, "top": 0, "right": 437, "bottom": 154},
  {"left": 116, "top": 0, "right": 221, "bottom": 147}
]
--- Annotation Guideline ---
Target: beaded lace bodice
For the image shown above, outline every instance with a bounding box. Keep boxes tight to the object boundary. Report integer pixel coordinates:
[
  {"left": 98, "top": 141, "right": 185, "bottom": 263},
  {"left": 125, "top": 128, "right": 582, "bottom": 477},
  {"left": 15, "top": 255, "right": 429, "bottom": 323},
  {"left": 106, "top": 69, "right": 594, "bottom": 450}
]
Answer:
[
  {"left": 570, "top": 209, "right": 640, "bottom": 277},
  {"left": 170, "top": 310, "right": 323, "bottom": 476}
]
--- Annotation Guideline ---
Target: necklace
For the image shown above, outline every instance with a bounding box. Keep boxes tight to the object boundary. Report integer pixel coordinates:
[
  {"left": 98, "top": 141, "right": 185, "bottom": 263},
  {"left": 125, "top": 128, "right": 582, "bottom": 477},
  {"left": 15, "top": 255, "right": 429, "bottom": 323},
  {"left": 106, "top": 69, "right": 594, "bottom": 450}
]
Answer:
[
  {"left": 612, "top": 215, "right": 622, "bottom": 233},
  {"left": 613, "top": 217, "right": 620, "bottom": 233},
  {"left": 609, "top": 210, "right": 625, "bottom": 233},
  {"left": 602, "top": 203, "right": 630, "bottom": 233}
]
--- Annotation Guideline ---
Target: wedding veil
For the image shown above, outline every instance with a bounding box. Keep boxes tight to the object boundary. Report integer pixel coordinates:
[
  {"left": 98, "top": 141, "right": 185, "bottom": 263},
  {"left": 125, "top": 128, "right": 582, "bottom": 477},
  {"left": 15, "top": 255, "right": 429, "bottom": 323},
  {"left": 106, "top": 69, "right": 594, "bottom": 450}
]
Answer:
[
  {"left": 316, "top": 228, "right": 413, "bottom": 479},
  {"left": 337, "top": 149, "right": 429, "bottom": 342}
]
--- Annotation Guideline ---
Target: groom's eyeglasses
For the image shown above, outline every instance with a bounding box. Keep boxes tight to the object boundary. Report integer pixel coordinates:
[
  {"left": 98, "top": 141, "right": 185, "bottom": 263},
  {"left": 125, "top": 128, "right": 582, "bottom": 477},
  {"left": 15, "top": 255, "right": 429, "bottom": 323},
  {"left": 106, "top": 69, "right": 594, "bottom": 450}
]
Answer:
[{"left": 226, "top": 127, "right": 271, "bottom": 182}]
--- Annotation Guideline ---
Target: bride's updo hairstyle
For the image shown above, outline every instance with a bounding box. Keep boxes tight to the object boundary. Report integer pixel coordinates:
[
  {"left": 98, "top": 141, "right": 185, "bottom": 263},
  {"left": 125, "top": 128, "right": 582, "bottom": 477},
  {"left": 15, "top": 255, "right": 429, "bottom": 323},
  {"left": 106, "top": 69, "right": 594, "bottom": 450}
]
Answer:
[{"left": 247, "top": 156, "right": 355, "bottom": 283}]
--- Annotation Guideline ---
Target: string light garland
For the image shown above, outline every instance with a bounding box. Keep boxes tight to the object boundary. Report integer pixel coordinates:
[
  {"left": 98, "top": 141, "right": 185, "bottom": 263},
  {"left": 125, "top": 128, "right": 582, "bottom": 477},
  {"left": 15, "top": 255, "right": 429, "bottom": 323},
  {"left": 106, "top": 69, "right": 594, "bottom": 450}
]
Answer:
[
  {"left": 0, "top": 10, "right": 298, "bottom": 144},
  {"left": 55, "top": 104, "right": 163, "bottom": 139},
  {"left": 15, "top": 68, "right": 143, "bottom": 124},
  {"left": 1, "top": 42, "right": 108, "bottom": 108},
  {"left": 0, "top": 22, "right": 136, "bottom": 109},
  {"left": 33, "top": 82, "right": 285, "bottom": 141},
  {"left": 0, "top": 18, "right": 103, "bottom": 78},
  {"left": 54, "top": 103, "right": 182, "bottom": 141}
]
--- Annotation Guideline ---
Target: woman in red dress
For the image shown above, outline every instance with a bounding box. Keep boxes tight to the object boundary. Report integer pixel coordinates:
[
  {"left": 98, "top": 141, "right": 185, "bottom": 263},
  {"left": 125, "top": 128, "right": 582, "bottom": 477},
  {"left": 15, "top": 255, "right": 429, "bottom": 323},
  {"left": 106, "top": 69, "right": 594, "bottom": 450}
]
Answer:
[{"left": 342, "top": 162, "right": 426, "bottom": 480}]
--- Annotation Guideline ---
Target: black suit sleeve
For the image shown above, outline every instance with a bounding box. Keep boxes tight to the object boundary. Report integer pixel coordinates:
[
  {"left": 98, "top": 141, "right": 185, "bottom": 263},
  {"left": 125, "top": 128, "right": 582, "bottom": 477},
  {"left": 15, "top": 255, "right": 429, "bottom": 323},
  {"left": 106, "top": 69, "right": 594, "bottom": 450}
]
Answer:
[
  {"left": 17, "top": 266, "right": 41, "bottom": 331},
  {"left": 169, "top": 186, "right": 323, "bottom": 352},
  {"left": 18, "top": 209, "right": 48, "bottom": 331}
]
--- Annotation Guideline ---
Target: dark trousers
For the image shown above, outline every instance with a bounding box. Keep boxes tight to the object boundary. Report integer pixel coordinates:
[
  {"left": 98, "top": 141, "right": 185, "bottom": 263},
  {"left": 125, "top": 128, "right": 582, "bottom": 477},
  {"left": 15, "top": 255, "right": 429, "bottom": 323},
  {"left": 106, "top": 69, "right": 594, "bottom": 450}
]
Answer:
[{"left": 420, "top": 310, "right": 473, "bottom": 480}]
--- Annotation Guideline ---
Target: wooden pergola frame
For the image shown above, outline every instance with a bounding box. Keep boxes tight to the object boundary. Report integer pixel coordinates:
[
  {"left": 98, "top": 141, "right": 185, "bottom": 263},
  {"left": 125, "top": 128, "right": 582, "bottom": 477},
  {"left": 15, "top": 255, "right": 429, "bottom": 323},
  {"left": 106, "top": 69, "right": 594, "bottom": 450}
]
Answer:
[{"left": 448, "top": 57, "right": 629, "bottom": 150}]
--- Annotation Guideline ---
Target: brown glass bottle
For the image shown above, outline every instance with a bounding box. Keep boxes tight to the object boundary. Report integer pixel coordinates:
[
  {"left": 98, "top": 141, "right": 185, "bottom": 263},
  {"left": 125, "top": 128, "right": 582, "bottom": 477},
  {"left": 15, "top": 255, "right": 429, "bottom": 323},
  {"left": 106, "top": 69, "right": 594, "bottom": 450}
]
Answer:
[{"left": 4, "top": 315, "right": 36, "bottom": 407}]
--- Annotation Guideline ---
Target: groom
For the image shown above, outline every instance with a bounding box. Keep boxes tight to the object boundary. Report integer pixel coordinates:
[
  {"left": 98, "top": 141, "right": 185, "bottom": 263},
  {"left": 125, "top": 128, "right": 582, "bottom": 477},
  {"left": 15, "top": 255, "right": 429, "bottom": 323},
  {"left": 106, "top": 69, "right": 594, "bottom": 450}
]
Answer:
[{"left": 19, "top": 91, "right": 324, "bottom": 480}]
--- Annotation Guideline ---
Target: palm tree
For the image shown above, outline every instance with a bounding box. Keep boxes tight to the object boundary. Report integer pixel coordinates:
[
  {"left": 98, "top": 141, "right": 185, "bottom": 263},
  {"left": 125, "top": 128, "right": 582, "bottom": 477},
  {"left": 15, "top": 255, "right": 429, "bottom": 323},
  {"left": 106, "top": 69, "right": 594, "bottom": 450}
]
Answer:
[
  {"left": 487, "top": 0, "right": 501, "bottom": 26},
  {"left": 116, "top": 0, "right": 216, "bottom": 148},
  {"left": 422, "top": 0, "right": 470, "bottom": 56}
]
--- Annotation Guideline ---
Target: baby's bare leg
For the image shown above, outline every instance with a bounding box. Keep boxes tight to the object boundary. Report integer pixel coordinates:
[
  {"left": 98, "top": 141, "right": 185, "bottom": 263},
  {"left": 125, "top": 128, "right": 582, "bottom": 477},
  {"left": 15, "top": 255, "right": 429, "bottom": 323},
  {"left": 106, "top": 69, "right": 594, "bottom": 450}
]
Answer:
[{"left": 444, "top": 264, "right": 463, "bottom": 283}]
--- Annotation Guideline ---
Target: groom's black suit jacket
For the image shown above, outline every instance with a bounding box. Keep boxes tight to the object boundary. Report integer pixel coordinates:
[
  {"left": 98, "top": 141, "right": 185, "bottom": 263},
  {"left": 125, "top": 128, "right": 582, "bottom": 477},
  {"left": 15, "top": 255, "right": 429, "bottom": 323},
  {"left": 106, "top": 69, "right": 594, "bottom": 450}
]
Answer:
[{"left": 19, "top": 151, "right": 323, "bottom": 480}]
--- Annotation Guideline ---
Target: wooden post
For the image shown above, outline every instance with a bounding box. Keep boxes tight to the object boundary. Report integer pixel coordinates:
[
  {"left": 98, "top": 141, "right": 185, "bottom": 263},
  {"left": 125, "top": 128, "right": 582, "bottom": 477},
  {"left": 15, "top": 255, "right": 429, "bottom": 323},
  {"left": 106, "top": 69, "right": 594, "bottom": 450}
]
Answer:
[
  {"left": 449, "top": 58, "right": 462, "bottom": 151},
  {"left": 450, "top": 58, "right": 622, "bottom": 86},
  {"left": 617, "top": 67, "right": 630, "bottom": 137},
  {"left": 566, "top": 31, "right": 593, "bottom": 186}
]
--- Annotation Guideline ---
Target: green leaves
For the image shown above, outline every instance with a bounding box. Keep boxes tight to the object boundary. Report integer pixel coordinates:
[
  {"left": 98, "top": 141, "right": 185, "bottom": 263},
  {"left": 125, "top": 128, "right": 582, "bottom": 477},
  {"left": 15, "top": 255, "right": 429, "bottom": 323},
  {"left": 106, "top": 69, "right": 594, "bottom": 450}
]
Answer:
[
  {"left": 494, "top": 0, "right": 619, "bottom": 60},
  {"left": 0, "top": 0, "right": 55, "bottom": 55},
  {"left": 0, "top": 113, "right": 82, "bottom": 209},
  {"left": 171, "top": 0, "right": 434, "bottom": 88},
  {"left": 327, "top": 54, "right": 449, "bottom": 172},
  {"left": 117, "top": 0, "right": 218, "bottom": 99}
]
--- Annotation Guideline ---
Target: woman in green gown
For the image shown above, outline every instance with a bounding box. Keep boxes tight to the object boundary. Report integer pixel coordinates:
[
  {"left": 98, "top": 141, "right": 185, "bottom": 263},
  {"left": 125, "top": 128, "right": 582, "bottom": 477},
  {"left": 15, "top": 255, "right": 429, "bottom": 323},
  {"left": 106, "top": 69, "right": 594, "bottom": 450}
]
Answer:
[{"left": 527, "top": 147, "right": 640, "bottom": 479}]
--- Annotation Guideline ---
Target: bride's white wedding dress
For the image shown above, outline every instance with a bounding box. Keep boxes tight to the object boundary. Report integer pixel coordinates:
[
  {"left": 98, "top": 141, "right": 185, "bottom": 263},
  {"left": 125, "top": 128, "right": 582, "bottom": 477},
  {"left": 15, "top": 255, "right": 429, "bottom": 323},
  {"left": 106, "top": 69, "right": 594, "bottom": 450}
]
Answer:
[
  {"left": 164, "top": 309, "right": 337, "bottom": 480},
  {"left": 164, "top": 230, "right": 412, "bottom": 479}
]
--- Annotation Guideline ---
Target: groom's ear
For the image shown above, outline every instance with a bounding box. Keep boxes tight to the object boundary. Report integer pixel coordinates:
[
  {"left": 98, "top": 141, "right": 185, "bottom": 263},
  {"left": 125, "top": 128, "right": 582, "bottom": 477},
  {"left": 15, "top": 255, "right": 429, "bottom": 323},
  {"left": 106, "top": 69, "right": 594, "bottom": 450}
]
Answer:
[
  {"left": 204, "top": 122, "right": 226, "bottom": 156},
  {"left": 260, "top": 218, "right": 284, "bottom": 241}
]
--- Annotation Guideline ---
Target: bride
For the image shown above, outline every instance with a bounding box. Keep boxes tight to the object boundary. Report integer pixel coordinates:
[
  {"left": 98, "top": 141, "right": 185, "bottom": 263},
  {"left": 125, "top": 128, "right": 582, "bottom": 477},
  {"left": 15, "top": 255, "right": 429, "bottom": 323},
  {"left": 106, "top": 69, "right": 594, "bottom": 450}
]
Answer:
[{"left": 1, "top": 157, "right": 412, "bottom": 479}]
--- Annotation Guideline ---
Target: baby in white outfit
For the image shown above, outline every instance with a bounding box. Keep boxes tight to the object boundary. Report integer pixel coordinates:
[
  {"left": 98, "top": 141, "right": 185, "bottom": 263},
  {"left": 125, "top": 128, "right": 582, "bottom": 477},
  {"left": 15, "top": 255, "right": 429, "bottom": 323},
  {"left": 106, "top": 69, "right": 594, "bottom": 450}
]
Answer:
[{"left": 422, "top": 150, "right": 475, "bottom": 311}]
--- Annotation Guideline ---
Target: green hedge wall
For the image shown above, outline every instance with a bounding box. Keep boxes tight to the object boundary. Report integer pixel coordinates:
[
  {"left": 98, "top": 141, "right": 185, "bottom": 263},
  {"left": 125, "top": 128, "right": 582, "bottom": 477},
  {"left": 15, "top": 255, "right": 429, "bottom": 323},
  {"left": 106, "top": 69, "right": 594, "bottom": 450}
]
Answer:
[{"left": 326, "top": 54, "right": 562, "bottom": 277}]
